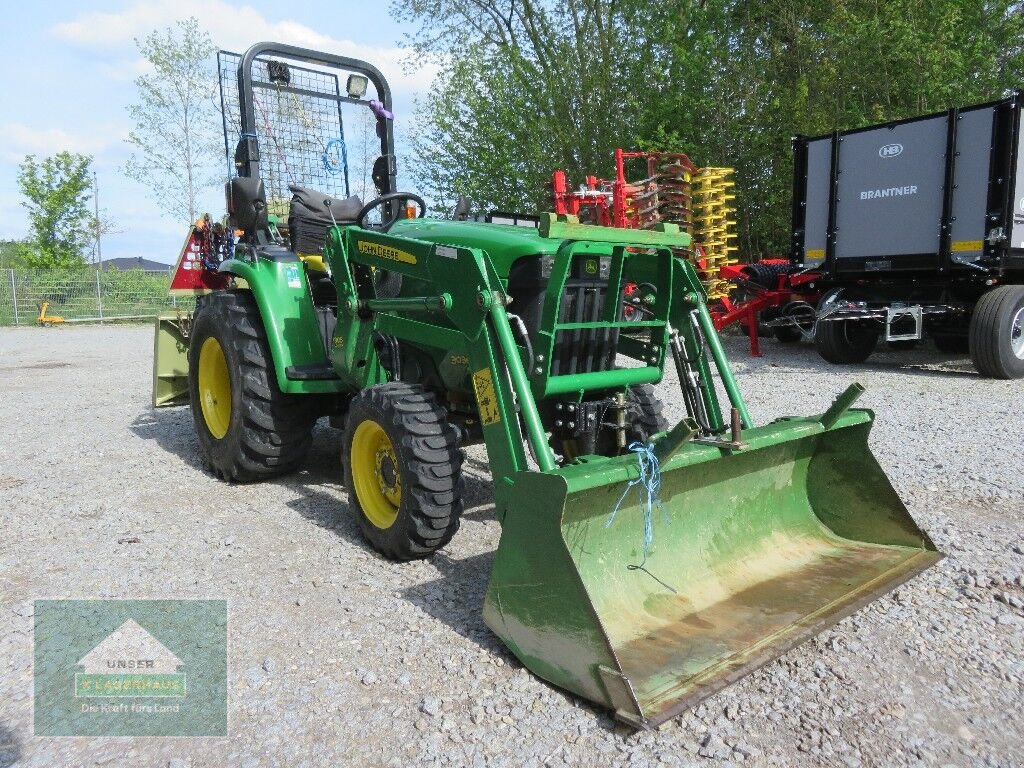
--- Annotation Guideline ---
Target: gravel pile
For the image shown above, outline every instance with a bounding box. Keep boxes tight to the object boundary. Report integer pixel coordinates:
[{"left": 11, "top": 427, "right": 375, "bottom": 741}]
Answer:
[{"left": 1, "top": 325, "right": 1021, "bottom": 766}]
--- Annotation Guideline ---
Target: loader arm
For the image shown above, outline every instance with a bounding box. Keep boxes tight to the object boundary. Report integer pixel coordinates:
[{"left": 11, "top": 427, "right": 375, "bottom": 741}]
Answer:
[{"left": 324, "top": 217, "right": 941, "bottom": 730}]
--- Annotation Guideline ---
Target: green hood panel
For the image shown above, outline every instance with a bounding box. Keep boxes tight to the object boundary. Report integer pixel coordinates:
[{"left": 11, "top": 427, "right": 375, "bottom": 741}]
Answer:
[{"left": 388, "top": 219, "right": 560, "bottom": 261}]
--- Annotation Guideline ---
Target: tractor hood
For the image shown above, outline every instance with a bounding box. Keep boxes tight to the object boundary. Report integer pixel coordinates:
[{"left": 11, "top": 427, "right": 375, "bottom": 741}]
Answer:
[{"left": 388, "top": 219, "right": 563, "bottom": 264}]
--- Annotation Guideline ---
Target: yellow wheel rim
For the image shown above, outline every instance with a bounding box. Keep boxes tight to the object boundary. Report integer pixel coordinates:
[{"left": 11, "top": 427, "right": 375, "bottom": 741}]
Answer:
[
  {"left": 198, "top": 336, "right": 232, "bottom": 440},
  {"left": 351, "top": 420, "right": 402, "bottom": 529}
]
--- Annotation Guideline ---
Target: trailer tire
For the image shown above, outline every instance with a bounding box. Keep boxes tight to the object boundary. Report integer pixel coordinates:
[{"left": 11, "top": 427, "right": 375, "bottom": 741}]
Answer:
[
  {"left": 815, "top": 320, "right": 878, "bottom": 364},
  {"left": 343, "top": 383, "right": 464, "bottom": 560},
  {"left": 188, "top": 290, "right": 317, "bottom": 482},
  {"left": 969, "top": 285, "right": 1024, "bottom": 379}
]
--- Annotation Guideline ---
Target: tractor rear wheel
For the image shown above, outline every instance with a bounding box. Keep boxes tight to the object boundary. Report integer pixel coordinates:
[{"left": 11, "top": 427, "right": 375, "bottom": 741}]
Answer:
[
  {"left": 343, "top": 383, "right": 464, "bottom": 560},
  {"left": 815, "top": 320, "right": 878, "bottom": 364},
  {"left": 969, "top": 285, "right": 1024, "bottom": 379},
  {"left": 188, "top": 290, "right": 317, "bottom": 481}
]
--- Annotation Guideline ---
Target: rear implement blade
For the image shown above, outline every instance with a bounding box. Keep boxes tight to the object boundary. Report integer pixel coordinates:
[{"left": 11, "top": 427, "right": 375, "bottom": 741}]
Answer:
[
  {"left": 484, "top": 409, "right": 940, "bottom": 729},
  {"left": 152, "top": 314, "right": 190, "bottom": 407}
]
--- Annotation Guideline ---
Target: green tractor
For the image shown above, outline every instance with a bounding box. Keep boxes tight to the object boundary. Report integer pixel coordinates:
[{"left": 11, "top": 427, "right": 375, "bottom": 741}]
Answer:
[{"left": 153, "top": 43, "right": 940, "bottom": 728}]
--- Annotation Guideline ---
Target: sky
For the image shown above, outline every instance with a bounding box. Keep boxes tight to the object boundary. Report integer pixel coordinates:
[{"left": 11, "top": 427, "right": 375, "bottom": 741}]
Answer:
[{"left": 0, "top": 1, "right": 436, "bottom": 264}]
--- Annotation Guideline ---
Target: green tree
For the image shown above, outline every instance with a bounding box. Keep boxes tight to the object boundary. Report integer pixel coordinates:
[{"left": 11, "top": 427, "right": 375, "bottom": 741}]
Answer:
[
  {"left": 16, "top": 152, "right": 94, "bottom": 268},
  {"left": 399, "top": 0, "right": 671, "bottom": 214},
  {"left": 0, "top": 240, "right": 34, "bottom": 270},
  {"left": 400, "top": 0, "right": 1024, "bottom": 258},
  {"left": 124, "top": 17, "right": 221, "bottom": 224}
]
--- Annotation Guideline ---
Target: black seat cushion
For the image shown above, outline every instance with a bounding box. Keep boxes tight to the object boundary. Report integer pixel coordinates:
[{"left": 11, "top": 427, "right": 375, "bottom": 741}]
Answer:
[{"left": 288, "top": 185, "right": 364, "bottom": 254}]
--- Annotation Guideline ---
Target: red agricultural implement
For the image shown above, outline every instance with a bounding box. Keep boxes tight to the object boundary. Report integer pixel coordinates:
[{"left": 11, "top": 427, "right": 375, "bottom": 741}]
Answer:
[
  {"left": 711, "top": 261, "right": 823, "bottom": 356},
  {"left": 552, "top": 150, "right": 828, "bottom": 355},
  {"left": 553, "top": 149, "right": 737, "bottom": 300}
]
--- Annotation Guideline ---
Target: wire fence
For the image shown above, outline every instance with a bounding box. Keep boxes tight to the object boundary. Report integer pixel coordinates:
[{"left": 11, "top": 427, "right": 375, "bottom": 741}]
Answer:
[{"left": 0, "top": 269, "right": 194, "bottom": 327}]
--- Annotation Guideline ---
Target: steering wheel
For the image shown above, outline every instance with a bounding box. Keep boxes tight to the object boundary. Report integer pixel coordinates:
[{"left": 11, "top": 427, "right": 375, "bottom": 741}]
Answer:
[{"left": 356, "top": 192, "right": 427, "bottom": 231}]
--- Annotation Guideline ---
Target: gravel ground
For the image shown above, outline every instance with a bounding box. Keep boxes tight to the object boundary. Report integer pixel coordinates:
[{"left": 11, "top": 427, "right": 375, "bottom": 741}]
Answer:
[{"left": 1, "top": 325, "right": 1022, "bottom": 767}]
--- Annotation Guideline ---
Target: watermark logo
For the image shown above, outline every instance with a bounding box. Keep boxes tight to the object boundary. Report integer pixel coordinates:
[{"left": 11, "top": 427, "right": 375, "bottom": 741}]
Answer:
[
  {"left": 75, "top": 619, "right": 186, "bottom": 698},
  {"left": 878, "top": 143, "right": 904, "bottom": 159},
  {"left": 34, "top": 600, "right": 227, "bottom": 737}
]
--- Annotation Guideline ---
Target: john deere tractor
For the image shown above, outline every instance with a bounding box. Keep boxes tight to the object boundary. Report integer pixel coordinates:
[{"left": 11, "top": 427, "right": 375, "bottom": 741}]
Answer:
[{"left": 153, "top": 42, "right": 940, "bottom": 728}]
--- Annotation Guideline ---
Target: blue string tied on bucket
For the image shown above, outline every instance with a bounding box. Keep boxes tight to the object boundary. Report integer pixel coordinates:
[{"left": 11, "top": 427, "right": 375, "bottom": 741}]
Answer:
[{"left": 605, "top": 441, "right": 670, "bottom": 571}]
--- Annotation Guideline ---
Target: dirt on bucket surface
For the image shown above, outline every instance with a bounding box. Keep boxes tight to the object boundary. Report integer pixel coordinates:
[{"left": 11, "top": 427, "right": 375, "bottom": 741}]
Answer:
[{"left": 0, "top": 324, "right": 1021, "bottom": 767}]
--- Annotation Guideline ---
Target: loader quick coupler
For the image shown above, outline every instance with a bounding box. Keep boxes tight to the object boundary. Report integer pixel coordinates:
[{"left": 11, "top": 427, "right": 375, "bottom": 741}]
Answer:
[{"left": 552, "top": 397, "right": 622, "bottom": 458}]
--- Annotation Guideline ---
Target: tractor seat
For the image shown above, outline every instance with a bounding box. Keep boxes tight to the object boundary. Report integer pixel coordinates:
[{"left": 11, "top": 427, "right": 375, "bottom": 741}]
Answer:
[
  {"left": 289, "top": 184, "right": 363, "bottom": 222},
  {"left": 288, "top": 185, "right": 363, "bottom": 258}
]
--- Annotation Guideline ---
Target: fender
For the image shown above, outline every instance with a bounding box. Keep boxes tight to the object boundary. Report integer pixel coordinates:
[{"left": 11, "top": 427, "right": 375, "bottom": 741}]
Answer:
[{"left": 217, "top": 257, "right": 346, "bottom": 394}]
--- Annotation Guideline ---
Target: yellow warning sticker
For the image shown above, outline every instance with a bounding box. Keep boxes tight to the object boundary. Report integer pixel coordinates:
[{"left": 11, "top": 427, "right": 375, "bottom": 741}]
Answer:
[
  {"left": 951, "top": 240, "right": 983, "bottom": 252},
  {"left": 805, "top": 249, "right": 825, "bottom": 260},
  {"left": 472, "top": 368, "right": 501, "bottom": 426}
]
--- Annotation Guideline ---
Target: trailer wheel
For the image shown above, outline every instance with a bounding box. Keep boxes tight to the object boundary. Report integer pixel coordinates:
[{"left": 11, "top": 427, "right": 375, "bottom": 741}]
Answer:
[
  {"left": 188, "top": 290, "right": 317, "bottom": 481},
  {"left": 969, "top": 285, "right": 1024, "bottom": 379},
  {"left": 343, "top": 382, "right": 464, "bottom": 560},
  {"left": 815, "top": 320, "right": 878, "bottom": 364}
]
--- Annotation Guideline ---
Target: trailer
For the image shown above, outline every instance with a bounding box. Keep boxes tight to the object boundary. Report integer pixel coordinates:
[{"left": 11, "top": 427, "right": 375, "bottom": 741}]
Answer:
[{"left": 791, "top": 94, "right": 1024, "bottom": 378}]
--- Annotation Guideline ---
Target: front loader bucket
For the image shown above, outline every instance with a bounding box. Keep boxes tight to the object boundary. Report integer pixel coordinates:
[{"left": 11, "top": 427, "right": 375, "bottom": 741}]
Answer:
[
  {"left": 484, "top": 409, "right": 940, "bottom": 729},
  {"left": 152, "top": 314, "right": 190, "bottom": 408}
]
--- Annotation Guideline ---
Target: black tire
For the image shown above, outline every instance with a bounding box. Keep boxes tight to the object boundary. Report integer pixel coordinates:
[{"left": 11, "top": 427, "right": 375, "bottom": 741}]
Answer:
[
  {"left": 188, "top": 291, "right": 317, "bottom": 481},
  {"left": 815, "top": 320, "right": 879, "bottom": 364},
  {"left": 623, "top": 383, "right": 669, "bottom": 444},
  {"left": 741, "top": 262, "right": 792, "bottom": 289},
  {"left": 343, "top": 383, "right": 464, "bottom": 560},
  {"left": 887, "top": 339, "right": 918, "bottom": 351},
  {"left": 969, "top": 285, "right": 1024, "bottom": 379},
  {"left": 933, "top": 334, "right": 969, "bottom": 354}
]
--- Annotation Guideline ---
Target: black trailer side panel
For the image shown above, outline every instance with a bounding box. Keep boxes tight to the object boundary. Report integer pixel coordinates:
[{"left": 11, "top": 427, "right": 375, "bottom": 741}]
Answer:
[
  {"left": 949, "top": 108, "right": 995, "bottom": 263},
  {"left": 833, "top": 117, "right": 946, "bottom": 266},
  {"left": 1011, "top": 118, "right": 1024, "bottom": 250},
  {"left": 802, "top": 138, "right": 831, "bottom": 269},
  {"left": 792, "top": 96, "right": 1023, "bottom": 276}
]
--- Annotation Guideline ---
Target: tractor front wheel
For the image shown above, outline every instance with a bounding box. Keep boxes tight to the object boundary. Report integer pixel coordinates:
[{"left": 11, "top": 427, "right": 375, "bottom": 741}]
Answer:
[
  {"left": 188, "top": 290, "right": 317, "bottom": 481},
  {"left": 343, "top": 383, "right": 464, "bottom": 560}
]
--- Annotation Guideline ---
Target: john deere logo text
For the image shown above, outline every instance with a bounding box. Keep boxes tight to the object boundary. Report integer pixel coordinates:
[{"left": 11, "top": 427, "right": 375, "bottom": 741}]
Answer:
[
  {"left": 356, "top": 241, "right": 417, "bottom": 265},
  {"left": 878, "top": 143, "right": 904, "bottom": 159}
]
